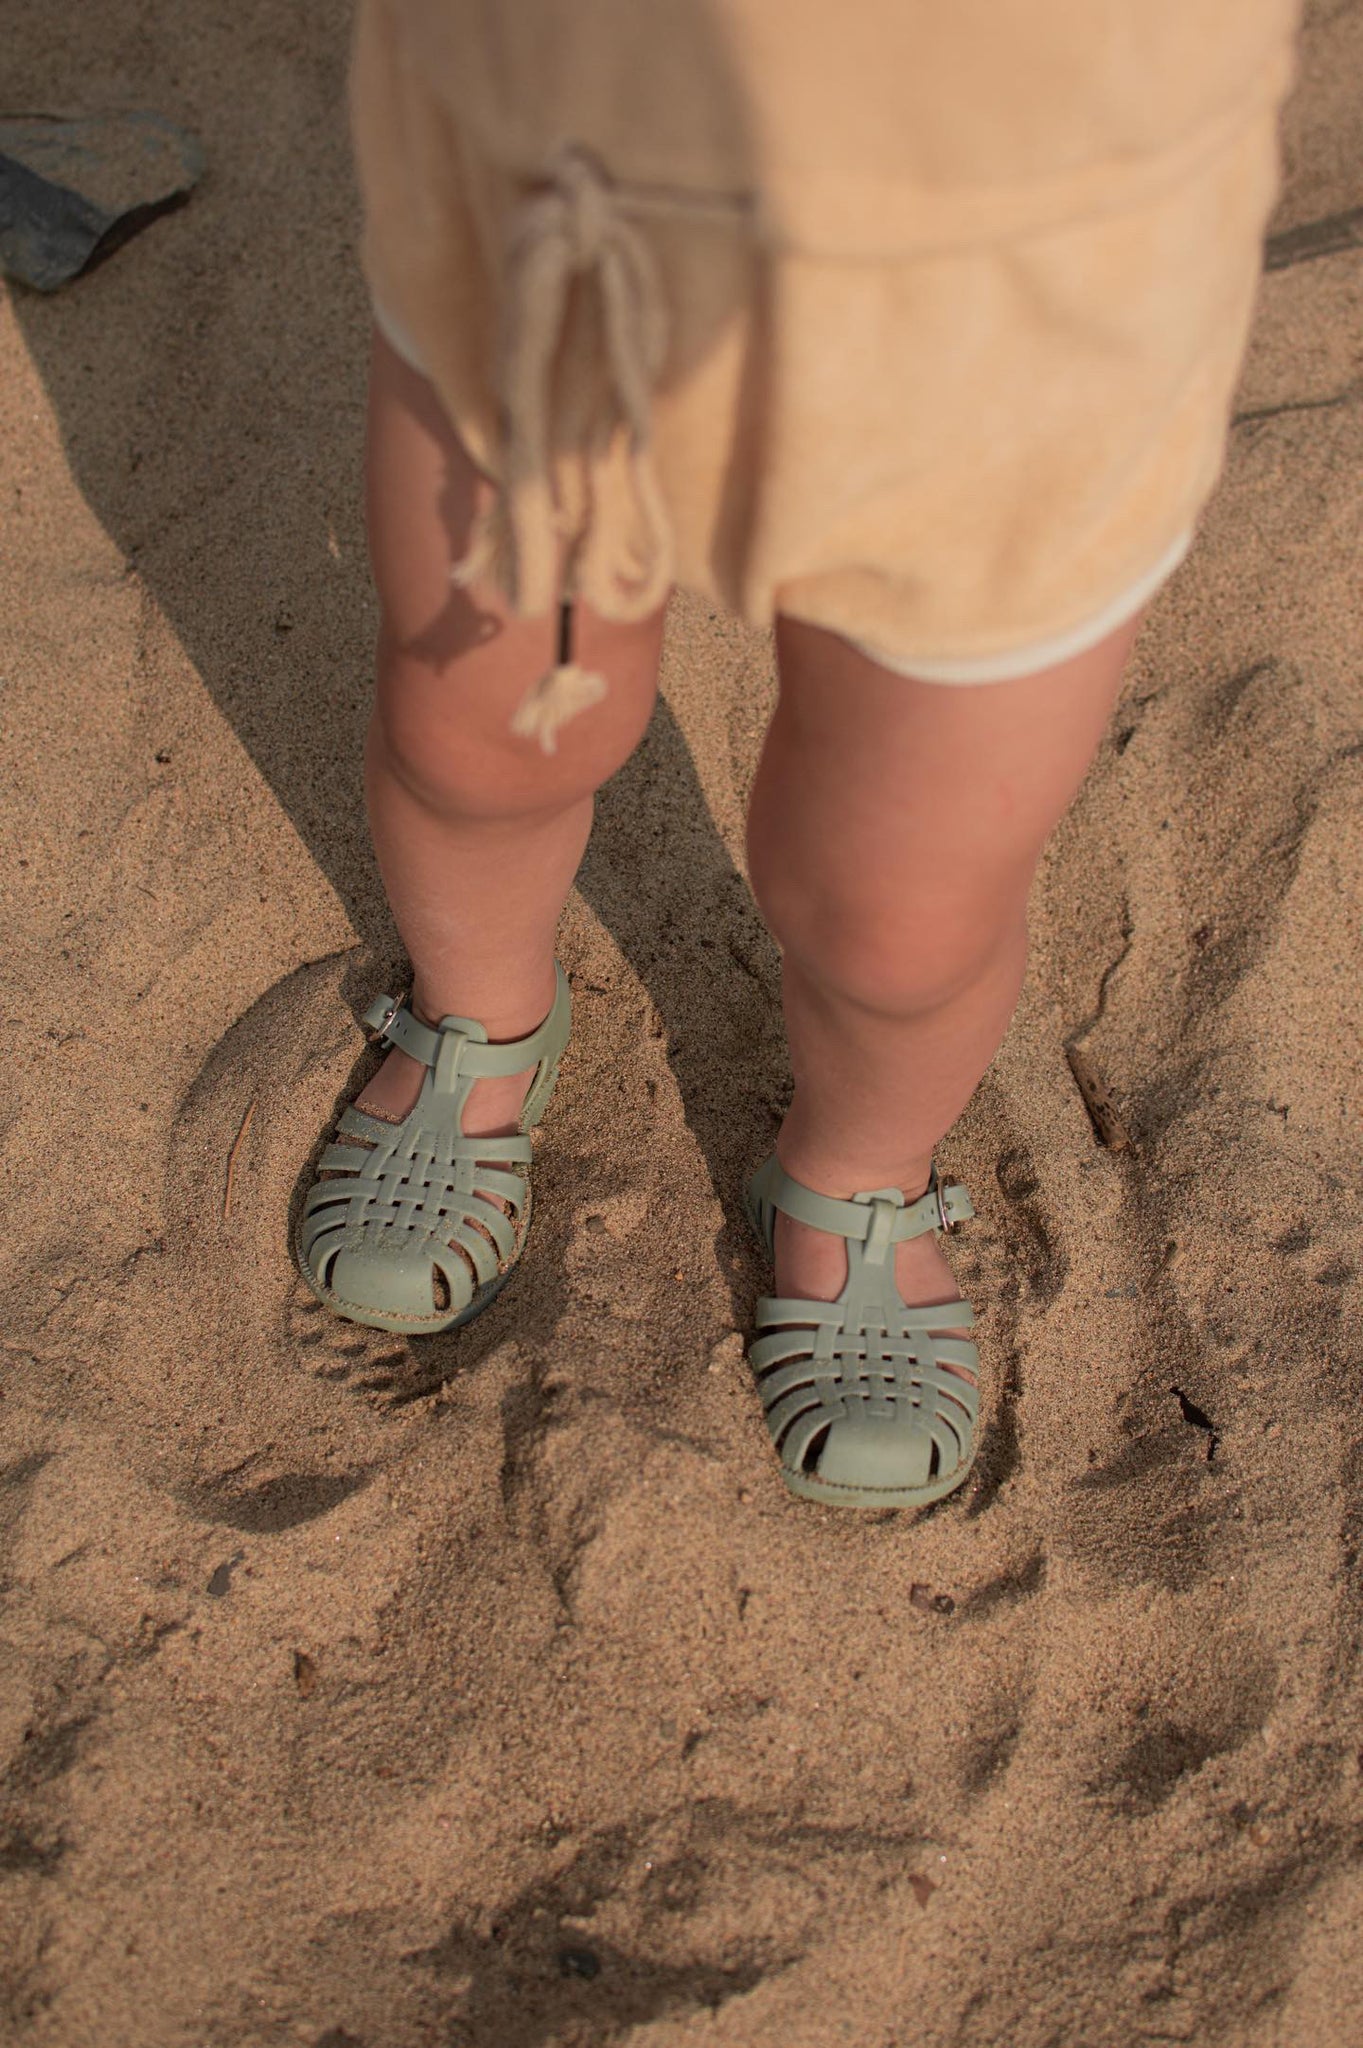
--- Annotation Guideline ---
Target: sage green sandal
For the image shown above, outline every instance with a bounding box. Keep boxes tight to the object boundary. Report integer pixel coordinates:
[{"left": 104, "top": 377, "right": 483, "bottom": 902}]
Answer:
[
  {"left": 746, "top": 1157, "right": 980, "bottom": 1509},
  {"left": 295, "top": 967, "right": 571, "bottom": 1336}
]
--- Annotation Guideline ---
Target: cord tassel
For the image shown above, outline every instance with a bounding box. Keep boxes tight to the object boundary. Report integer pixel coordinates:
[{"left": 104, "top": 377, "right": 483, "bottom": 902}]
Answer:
[{"left": 508, "top": 601, "right": 607, "bottom": 755}]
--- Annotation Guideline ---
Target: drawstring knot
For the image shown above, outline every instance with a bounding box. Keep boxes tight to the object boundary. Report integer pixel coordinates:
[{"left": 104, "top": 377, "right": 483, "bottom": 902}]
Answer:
[
  {"left": 553, "top": 149, "right": 614, "bottom": 271},
  {"left": 454, "top": 145, "right": 673, "bottom": 754}
]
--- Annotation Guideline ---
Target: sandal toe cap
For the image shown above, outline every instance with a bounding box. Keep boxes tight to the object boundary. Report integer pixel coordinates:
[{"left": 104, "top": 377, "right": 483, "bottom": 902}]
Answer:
[
  {"left": 321, "top": 1236, "right": 468, "bottom": 1322},
  {"left": 811, "top": 1417, "right": 939, "bottom": 1494}
]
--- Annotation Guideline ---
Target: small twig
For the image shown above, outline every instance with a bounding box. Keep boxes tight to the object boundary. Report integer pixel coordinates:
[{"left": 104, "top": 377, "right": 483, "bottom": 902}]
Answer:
[
  {"left": 1064, "top": 913, "right": 1136, "bottom": 1149},
  {"left": 1263, "top": 202, "right": 1363, "bottom": 273},
  {"left": 1070, "top": 916, "right": 1133, "bottom": 1043},
  {"left": 222, "top": 1099, "right": 257, "bottom": 1219},
  {"left": 1232, "top": 387, "right": 1356, "bottom": 432},
  {"left": 1065, "top": 1045, "right": 1133, "bottom": 1152}
]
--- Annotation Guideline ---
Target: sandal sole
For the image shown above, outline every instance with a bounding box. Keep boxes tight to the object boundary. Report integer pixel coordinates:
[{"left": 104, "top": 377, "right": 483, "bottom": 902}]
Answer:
[{"left": 778, "top": 1454, "right": 976, "bottom": 1512}]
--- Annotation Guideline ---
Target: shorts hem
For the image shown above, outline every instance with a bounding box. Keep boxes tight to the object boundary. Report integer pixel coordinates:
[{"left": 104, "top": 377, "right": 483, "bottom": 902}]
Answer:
[
  {"left": 372, "top": 297, "right": 427, "bottom": 373},
  {"left": 841, "top": 529, "right": 1192, "bottom": 685}
]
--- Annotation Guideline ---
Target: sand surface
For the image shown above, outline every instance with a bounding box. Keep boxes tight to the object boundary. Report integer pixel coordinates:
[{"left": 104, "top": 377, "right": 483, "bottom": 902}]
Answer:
[{"left": 2, "top": 4, "right": 1361, "bottom": 2044}]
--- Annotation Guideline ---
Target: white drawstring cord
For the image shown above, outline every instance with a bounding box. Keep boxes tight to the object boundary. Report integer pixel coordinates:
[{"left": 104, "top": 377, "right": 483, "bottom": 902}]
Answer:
[{"left": 454, "top": 146, "right": 676, "bottom": 753}]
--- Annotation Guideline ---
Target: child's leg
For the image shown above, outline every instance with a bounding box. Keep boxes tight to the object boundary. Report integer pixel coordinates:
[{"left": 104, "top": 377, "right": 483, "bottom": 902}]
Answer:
[
  {"left": 358, "top": 329, "right": 666, "bottom": 1134},
  {"left": 747, "top": 611, "right": 1141, "bottom": 1313}
]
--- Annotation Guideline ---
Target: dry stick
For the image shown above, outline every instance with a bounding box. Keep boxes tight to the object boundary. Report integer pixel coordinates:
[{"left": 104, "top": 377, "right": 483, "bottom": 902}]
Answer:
[
  {"left": 223, "top": 1099, "right": 257, "bottom": 1219},
  {"left": 1065, "top": 1045, "right": 1133, "bottom": 1152}
]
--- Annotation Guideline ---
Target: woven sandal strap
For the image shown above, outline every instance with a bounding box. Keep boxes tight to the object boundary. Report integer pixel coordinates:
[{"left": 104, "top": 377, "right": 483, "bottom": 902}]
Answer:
[
  {"left": 751, "top": 1156, "right": 973, "bottom": 1242},
  {"left": 361, "top": 964, "right": 570, "bottom": 1078},
  {"left": 754, "top": 1293, "right": 976, "bottom": 1333}
]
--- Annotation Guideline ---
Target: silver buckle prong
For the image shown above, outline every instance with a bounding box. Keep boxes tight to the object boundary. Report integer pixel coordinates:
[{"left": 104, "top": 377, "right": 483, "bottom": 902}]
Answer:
[{"left": 368, "top": 999, "right": 400, "bottom": 1045}]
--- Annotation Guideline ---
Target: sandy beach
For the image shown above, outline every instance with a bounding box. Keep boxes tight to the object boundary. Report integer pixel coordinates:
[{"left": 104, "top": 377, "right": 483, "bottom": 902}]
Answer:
[{"left": 2, "top": 3, "right": 1361, "bottom": 2043}]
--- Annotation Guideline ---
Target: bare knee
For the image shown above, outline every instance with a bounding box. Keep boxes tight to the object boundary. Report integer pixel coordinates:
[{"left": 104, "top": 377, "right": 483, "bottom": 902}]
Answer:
[
  {"left": 370, "top": 667, "right": 595, "bottom": 823},
  {"left": 750, "top": 839, "right": 1028, "bottom": 1019},
  {"left": 371, "top": 626, "right": 660, "bottom": 823}
]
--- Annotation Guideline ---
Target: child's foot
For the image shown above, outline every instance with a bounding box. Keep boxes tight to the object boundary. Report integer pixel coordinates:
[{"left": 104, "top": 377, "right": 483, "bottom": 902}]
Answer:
[
  {"left": 354, "top": 1038, "right": 534, "bottom": 1139},
  {"left": 773, "top": 1181, "right": 976, "bottom": 1384},
  {"left": 346, "top": 1027, "right": 538, "bottom": 1260}
]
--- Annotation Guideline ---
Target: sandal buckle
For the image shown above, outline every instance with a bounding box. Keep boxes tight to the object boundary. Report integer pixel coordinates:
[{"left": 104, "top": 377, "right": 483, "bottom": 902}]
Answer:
[
  {"left": 935, "top": 1175, "right": 956, "bottom": 1235},
  {"left": 367, "top": 999, "right": 401, "bottom": 1045}
]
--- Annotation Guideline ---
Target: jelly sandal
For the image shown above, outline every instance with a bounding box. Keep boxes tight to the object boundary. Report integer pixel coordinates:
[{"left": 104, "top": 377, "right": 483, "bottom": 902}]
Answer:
[
  {"left": 745, "top": 1156, "right": 979, "bottom": 1508},
  {"left": 296, "top": 967, "right": 571, "bottom": 1335}
]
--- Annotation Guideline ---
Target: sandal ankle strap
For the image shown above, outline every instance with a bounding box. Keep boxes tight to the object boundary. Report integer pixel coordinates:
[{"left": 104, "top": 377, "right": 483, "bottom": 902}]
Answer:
[
  {"left": 361, "top": 964, "right": 571, "bottom": 1080},
  {"left": 748, "top": 1155, "right": 973, "bottom": 1253}
]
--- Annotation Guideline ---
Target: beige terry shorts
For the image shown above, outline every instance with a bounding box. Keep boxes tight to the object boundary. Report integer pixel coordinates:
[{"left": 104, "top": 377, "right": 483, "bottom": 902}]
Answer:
[
  {"left": 373, "top": 295, "right": 1193, "bottom": 685},
  {"left": 352, "top": 3, "right": 1290, "bottom": 685}
]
